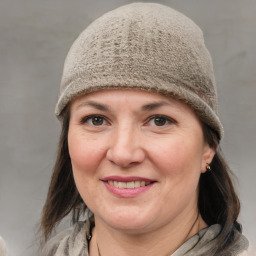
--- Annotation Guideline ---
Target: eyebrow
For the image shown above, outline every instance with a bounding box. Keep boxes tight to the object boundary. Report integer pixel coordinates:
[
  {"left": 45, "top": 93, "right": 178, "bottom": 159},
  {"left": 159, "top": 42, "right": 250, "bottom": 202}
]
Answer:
[
  {"left": 76, "top": 101, "right": 110, "bottom": 111},
  {"left": 141, "top": 101, "right": 170, "bottom": 111}
]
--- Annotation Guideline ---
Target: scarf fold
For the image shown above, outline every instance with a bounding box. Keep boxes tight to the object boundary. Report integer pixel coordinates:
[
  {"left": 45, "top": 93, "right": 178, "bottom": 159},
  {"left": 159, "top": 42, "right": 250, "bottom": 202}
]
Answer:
[{"left": 42, "top": 218, "right": 248, "bottom": 256}]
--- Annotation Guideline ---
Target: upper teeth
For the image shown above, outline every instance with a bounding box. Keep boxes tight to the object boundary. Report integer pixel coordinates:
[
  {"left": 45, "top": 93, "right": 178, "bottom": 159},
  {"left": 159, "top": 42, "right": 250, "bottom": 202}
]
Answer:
[{"left": 107, "top": 180, "right": 151, "bottom": 188}]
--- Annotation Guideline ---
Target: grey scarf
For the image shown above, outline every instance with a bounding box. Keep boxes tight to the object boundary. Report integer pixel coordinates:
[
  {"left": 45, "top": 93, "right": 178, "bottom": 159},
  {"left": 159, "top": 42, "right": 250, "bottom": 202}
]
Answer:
[{"left": 42, "top": 219, "right": 248, "bottom": 256}]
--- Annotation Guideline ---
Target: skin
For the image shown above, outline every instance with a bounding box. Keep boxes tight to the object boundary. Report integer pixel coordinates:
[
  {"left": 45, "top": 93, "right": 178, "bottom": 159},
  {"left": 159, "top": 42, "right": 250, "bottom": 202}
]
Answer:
[{"left": 68, "top": 89, "right": 215, "bottom": 256}]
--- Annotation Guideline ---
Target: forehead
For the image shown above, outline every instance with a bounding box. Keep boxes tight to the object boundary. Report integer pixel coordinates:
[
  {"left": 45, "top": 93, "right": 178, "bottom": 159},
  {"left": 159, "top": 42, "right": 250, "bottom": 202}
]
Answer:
[{"left": 70, "top": 89, "right": 193, "bottom": 113}]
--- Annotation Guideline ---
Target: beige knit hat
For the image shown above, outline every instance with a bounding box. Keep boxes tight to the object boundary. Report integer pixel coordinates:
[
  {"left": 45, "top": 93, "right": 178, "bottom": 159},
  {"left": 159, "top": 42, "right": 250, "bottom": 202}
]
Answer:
[{"left": 55, "top": 2, "right": 224, "bottom": 139}]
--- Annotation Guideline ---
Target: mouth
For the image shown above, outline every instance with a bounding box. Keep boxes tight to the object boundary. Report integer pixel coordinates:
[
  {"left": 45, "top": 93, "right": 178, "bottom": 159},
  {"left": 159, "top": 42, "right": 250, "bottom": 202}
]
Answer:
[
  {"left": 101, "top": 176, "right": 156, "bottom": 189},
  {"left": 106, "top": 180, "right": 153, "bottom": 189},
  {"left": 101, "top": 176, "right": 156, "bottom": 197}
]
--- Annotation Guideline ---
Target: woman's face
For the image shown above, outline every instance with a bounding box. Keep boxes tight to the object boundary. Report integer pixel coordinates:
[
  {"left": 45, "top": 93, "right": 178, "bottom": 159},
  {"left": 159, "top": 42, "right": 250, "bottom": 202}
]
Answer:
[{"left": 68, "top": 89, "right": 214, "bottom": 234}]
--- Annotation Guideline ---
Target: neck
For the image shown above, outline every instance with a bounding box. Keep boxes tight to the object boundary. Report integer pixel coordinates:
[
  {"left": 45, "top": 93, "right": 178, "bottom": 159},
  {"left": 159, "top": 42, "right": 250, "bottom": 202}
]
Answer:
[{"left": 90, "top": 212, "right": 207, "bottom": 256}]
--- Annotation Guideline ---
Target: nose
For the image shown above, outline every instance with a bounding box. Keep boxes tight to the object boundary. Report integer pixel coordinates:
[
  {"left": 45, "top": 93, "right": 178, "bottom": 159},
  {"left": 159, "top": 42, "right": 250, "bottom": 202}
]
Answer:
[{"left": 106, "top": 125, "right": 145, "bottom": 168}]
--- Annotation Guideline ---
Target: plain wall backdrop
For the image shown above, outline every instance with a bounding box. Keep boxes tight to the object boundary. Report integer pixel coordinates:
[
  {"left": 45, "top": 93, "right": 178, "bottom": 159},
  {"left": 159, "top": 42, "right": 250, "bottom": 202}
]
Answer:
[{"left": 0, "top": 0, "right": 255, "bottom": 255}]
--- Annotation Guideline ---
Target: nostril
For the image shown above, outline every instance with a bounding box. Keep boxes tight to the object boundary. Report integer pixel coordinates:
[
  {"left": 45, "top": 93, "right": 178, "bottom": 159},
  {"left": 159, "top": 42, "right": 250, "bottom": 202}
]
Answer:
[
  {"left": 105, "top": 128, "right": 146, "bottom": 166},
  {"left": 106, "top": 147, "right": 145, "bottom": 168}
]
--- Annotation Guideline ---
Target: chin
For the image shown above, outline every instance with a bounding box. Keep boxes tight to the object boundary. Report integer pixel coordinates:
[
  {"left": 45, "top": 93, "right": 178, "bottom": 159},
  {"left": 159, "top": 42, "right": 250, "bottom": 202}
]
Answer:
[{"left": 96, "top": 210, "right": 154, "bottom": 233}]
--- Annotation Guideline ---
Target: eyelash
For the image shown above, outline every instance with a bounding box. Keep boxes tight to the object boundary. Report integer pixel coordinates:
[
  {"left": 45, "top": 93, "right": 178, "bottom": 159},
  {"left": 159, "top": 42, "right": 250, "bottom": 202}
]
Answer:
[
  {"left": 80, "top": 115, "right": 109, "bottom": 126},
  {"left": 145, "top": 115, "right": 176, "bottom": 127},
  {"left": 80, "top": 114, "right": 175, "bottom": 127}
]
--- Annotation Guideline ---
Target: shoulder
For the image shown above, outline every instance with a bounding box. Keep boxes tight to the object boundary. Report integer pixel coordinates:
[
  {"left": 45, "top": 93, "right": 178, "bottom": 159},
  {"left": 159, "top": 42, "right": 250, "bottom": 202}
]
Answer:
[{"left": 41, "top": 221, "right": 89, "bottom": 256}]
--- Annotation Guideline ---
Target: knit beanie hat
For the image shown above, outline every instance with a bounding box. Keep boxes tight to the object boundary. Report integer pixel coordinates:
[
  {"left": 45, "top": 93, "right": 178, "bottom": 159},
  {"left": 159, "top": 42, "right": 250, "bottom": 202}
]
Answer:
[{"left": 55, "top": 2, "right": 224, "bottom": 140}]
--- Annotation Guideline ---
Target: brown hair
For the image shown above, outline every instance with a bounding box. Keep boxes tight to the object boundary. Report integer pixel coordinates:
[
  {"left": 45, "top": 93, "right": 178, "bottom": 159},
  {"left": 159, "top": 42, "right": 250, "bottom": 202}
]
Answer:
[
  {"left": 199, "top": 125, "right": 242, "bottom": 254},
  {"left": 40, "top": 106, "right": 85, "bottom": 241},
  {"left": 40, "top": 105, "right": 242, "bottom": 254}
]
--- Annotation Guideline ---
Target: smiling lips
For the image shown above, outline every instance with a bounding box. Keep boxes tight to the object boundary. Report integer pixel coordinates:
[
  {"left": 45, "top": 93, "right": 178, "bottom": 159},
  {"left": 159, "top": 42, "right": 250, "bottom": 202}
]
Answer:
[
  {"left": 102, "top": 176, "right": 156, "bottom": 197},
  {"left": 107, "top": 180, "right": 152, "bottom": 188}
]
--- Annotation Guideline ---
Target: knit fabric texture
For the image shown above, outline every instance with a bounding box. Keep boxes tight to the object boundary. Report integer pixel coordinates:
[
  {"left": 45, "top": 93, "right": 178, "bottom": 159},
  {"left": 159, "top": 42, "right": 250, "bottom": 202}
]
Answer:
[
  {"left": 55, "top": 2, "right": 224, "bottom": 139},
  {"left": 41, "top": 219, "right": 249, "bottom": 256}
]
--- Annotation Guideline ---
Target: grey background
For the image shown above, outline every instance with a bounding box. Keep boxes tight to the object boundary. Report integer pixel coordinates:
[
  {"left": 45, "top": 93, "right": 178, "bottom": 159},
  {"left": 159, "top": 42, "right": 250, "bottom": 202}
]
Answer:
[{"left": 0, "top": 0, "right": 255, "bottom": 255}]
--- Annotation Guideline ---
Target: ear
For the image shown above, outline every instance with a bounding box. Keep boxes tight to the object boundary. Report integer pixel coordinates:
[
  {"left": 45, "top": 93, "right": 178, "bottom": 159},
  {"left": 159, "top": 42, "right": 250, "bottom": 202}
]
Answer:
[{"left": 201, "top": 144, "right": 216, "bottom": 173}]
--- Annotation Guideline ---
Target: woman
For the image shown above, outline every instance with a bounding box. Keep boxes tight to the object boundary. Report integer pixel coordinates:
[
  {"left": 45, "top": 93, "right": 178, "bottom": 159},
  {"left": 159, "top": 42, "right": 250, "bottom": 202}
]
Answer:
[{"left": 40, "top": 3, "right": 249, "bottom": 255}]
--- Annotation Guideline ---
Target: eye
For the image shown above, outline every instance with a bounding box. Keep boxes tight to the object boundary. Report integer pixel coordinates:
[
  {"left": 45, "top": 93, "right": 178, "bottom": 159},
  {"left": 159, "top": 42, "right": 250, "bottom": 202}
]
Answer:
[
  {"left": 80, "top": 115, "right": 107, "bottom": 126},
  {"left": 146, "top": 115, "right": 175, "bottom": 127}
]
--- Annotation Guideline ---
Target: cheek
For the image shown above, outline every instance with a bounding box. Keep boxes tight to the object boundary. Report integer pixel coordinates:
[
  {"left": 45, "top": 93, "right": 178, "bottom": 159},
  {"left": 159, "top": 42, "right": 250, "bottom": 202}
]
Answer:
[
  {"left": 149, "top": 137, "right": 203, "bottom": 209},
  {"left": 68, "top": 131, "right": 106, "bottom": 175},
  {"left": 68, "top": 131, "right": 107, "bottom": 208},
  {"left": 149, "top": 137, "right": 203, "bottom": 177}
]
